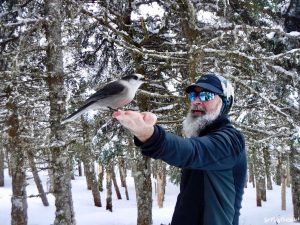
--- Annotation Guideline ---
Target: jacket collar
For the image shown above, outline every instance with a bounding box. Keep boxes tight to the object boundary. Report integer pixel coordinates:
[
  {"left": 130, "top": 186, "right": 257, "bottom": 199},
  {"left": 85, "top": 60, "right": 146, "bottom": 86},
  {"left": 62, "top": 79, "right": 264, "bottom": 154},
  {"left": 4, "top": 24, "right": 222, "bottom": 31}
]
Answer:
[{"left": 198, "top": 115, "right": 230, "bottom": 136}]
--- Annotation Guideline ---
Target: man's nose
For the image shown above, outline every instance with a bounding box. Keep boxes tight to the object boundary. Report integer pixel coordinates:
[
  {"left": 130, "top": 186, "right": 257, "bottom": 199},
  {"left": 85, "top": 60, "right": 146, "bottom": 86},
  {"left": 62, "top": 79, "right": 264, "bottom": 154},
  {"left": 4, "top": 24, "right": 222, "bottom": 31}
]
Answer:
[{"left": 191, "top": 97, "right": 203, "bottom": 105}]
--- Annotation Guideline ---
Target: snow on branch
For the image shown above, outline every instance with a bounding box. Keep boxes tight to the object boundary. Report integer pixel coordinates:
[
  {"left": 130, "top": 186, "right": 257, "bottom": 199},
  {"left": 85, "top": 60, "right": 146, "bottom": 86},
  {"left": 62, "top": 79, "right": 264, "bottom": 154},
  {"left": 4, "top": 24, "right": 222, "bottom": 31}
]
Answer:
[
  {"left": 268, "top": 65, "right": 299, "bottom": 81},
  {"left": 262, "top": 48, "right": 300, "bottom": 60},
  {"left": 235, "top": 120, "right": 292, "bottom": 138},
  {"left": 49, "top": 140, "right": 66, "bottom": 148},
  {"left": 233, "top": 122, "right": 273, "bottom": 136},
  {"left": 139, "top": 90, "right": 185, "bottom": 99},
  {"left": 152, "top": 104, "right": 178, "bottom": 112},
  {"left": 255, "top": 133, "right": 290, "bottom": 144},
  {"left": 202, "top": 48, "right": 256, "bottom": 62},
  {"left": 201, "top": 47, "right": 299, "bottom": 81},
  {"left": 3, "top": 18, "right": 42, "bottom": 28},
  {"left": 229, "top": 75, "right": 295, "bottom": 125},
  {"left": 67, "top": 0, "right": 188, "bottom": 62}
]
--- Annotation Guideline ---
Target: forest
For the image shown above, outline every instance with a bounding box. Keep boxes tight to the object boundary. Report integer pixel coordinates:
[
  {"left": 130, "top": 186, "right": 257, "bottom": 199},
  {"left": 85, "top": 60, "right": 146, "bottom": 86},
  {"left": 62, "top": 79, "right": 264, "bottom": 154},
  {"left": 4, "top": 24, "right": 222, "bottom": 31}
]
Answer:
[{"left": 0, "top": 0, "right": 299, "bottom": 225}]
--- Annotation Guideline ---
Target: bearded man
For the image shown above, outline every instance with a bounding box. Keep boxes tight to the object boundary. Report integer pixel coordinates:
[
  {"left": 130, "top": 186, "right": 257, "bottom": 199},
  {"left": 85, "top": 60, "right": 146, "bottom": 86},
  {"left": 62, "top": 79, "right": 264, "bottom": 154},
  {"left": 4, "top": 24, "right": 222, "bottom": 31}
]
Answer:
[{"left": 113, "top": 73, "right": 247, "bottom": 225}]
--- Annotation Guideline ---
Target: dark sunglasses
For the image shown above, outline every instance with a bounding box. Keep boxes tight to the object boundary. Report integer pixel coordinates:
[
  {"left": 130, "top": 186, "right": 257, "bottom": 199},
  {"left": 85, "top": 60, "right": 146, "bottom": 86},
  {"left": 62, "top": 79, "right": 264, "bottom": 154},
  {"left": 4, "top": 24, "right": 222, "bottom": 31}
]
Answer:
[{"left": 188, "top": 91, "right": 216, "bottom": 102}]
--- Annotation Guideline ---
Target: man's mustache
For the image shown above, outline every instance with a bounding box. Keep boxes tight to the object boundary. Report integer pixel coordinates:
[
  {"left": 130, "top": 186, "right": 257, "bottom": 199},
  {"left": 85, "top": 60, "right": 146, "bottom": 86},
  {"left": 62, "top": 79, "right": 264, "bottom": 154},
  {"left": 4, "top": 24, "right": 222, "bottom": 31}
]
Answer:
[{"left": 190, "top": 105, "right": 206, "bottom": 111}]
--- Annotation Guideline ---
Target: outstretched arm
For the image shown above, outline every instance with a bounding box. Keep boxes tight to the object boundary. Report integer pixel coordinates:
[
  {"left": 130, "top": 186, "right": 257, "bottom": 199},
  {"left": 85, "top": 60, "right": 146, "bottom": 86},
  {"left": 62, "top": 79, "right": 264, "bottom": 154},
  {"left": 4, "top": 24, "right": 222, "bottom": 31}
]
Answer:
[{"left": 113, "top": 110, "right": 244, "bottom": 170}]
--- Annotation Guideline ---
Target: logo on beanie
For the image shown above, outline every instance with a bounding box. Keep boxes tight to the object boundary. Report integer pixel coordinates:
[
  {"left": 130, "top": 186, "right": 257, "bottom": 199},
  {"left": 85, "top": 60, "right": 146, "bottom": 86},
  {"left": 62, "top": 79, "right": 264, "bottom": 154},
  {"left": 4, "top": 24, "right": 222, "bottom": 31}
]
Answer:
[{"left": 200, "top": 77, "right": 208, "bottom": 81}]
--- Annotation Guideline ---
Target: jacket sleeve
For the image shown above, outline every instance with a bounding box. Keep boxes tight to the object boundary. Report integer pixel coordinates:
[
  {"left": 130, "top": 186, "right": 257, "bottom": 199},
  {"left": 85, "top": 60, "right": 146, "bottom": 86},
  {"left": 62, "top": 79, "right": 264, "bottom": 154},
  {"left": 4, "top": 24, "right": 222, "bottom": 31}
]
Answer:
[{"left": 134, "top": 125, "right": 245, "bottom": 170}]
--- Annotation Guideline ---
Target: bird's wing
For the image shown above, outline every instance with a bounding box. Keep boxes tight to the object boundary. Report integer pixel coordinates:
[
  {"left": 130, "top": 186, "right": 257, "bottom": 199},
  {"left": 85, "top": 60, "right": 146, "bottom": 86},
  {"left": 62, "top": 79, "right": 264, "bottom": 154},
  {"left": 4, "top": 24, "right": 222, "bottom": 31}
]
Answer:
[{"left": 85, "top": 81, "right": 126, "bottom": 103}]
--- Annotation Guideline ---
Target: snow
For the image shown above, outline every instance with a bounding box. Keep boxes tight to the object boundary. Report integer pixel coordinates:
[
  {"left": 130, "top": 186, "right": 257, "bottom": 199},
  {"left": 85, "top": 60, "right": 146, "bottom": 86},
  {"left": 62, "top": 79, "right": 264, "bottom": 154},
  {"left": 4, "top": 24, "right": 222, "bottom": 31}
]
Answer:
[
  {"left": 197, "top": 10, "right": 219, "bottom": 24},
  {"left": 266, "top": 32, "right": 276, "bottom": 39},
  {"left": 153, "top": 104, "right": 177, "bottom": 112},
  {"left": 0, "top": 169, "right": 295, "bottom": 225},
  {"left": 131, "top": 2, "right": 164, "bottom": 20},
  {"left": 11, "top": 197, "right": 25, "bottom": 209},
  {"left": 236, "top": 111, "right": 248, "bottom": 123},
  {"left": 288, "top": 31, "right": 300, "bottom": 37},
  {"left": 49, "top": 140, "right": 66, "bottom": 147}
]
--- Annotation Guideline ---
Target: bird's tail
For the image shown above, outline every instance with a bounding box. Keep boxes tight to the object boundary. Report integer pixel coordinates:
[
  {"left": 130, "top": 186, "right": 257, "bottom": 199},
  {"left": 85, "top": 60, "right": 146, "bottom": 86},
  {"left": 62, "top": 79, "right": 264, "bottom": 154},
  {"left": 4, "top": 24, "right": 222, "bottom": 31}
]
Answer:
[{"left": 61, "top": 101, "right": 95, "bottom": 124}]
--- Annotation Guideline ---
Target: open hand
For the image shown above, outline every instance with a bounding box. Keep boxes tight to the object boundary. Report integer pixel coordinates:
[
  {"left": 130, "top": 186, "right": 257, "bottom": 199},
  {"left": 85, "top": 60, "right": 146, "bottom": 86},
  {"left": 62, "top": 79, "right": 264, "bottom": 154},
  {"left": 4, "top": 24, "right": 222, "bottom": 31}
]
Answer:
[{"left": 112, "top": 110, "right": 157, "bottom": 142}]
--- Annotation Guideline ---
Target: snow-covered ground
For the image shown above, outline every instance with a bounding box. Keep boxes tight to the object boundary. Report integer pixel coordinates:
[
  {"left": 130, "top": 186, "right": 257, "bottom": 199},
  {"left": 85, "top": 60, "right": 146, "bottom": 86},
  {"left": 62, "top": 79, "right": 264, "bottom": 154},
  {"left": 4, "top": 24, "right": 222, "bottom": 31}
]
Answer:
[{"left": 0, "top": 169, "right": 295, "bottom": 225}]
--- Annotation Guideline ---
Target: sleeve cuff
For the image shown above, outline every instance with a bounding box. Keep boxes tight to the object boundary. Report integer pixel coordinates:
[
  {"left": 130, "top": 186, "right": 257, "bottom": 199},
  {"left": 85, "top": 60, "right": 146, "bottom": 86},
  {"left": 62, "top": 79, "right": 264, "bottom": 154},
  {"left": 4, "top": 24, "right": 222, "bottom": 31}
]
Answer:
[
  {"left": 134, "top": 125, "right": 160, "bottom": 147},
  {"left": 134, "top": 125, "right": 165, "bottom": 158}
]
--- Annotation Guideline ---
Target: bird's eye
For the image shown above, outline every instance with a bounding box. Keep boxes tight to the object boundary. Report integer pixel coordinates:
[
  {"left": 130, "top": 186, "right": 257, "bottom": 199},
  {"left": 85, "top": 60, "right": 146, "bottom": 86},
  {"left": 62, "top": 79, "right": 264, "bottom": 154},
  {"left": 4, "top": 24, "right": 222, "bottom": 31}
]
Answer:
[{"left": 133, "top": 75, "right": 138, "bottom": 80}]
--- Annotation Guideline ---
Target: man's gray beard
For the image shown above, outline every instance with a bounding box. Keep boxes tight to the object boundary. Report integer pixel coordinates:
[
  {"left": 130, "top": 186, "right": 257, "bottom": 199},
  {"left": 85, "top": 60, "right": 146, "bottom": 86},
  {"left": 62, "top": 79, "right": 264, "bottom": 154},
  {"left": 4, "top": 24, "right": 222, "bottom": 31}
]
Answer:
[{"left": 182, "top": 102, "right": 222, "bottom": 138}]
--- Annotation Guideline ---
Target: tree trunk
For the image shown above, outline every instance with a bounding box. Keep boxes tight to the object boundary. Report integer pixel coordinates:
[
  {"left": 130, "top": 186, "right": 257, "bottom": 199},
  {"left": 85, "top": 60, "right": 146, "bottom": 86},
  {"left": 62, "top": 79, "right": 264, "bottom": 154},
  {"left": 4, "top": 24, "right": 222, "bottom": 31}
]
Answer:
[
  {"left": 112, "top": 165, "right": 122, "bottom": 200},
  {"left": 70, "top": 156, "right": 75, "bottom": 180},
  {"left": 281, "top": 167, "right": 287, "bottom": 211},
  {"left": 249, "top": 151, "right": 256, "bottom": 188},
  {"left": 47, "top": 155, "right": 54, "bottom": 193},
  {"left": 81, "top": 119, "right": 102, "bottom": 207},
  {"left": 253, "top": 145, "right": 265, "bottom": 206},
  {"left": 118, "top": 157, "right": 126, "bottom": 187},
  {"left": 51, "top": 152, "right": 74, "bottom": 225},
  {"left": 248, "top": 153, "right": 255, "bottom": 188},
  {"left": 106, "top": 164, "right": 113, "bottom": 212},
  {"left": 134, "top": 152, "right": 153, "bottom": 225},
  {"left": 157, "top": 160, "right": 166, "bottom": 208},
  {"left": 45, "top": 0, "right": 75, "bottom": 224},
  {"left": 78, "top": 160, "right": 82, "bottom": 177},
  {"left": 6, "top": 94, "right": 28, "bottom": 225},
  {"left": 10, "top": 147, "right": 28, "bottom": 225},
  {"left": 132, "top": 52, "right": 153, "bottom": 225},
  {"left": 255, "top": 178, "right": 262, "bottom": 207},
  {"left": 118, "top": 157, "right": 129, "bottom": 200},
  {"left": 290, "top": 140, "right": 300, "bottom": 222},
  {"left": 89, "top": 164, "right": 101, "bottom": 207},
  {"left": 5, "top": 149, "right": 11, "bottom": 177},
  {"left": 286, "top": 157, "right": 291, "bottom": 188},
  {"left": 275, "top": 153, "right": 282, "bottom": 185},
  {"left": 289, "top": 58, "right": 300, "bottom": 222},
  {"left": 83, "top": 160, "right": 102, "bottom": 207},
  {"left": 0, "top": 147, "right": 4, "bottom": 186},
  {"left": 98, "top": 163, "right": 104, "bottom": 192},
  {"left": 263, "top": 147, "right": 273, "bottom": 190},
  {"left": 27, "top": 149, "right": 49, "bottom": 206},
  {"left": 261, "top": 179, "right": 266, "bottom": 202},
  {"left": 84, "top": 163, "right": 92, "bottom": 190}
]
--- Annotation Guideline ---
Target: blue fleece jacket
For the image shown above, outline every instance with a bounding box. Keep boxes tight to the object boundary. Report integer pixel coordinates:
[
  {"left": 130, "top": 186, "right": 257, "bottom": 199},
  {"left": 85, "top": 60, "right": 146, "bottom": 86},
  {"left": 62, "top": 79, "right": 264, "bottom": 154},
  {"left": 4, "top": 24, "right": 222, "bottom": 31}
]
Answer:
[{"left": 134, "top": 116, "right": 247, "bottom": 225}]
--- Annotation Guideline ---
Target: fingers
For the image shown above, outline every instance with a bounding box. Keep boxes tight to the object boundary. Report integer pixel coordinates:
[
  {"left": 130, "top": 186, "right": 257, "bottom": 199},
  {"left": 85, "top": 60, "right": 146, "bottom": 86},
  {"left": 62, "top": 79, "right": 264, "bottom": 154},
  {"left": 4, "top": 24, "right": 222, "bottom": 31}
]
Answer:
[
  {"left": 141, "top": 112, "right": 157, "bottom": 125},
  {"left": 112, "top": 110, "right": 142, "bottom": 127},
  {"left": 112, "top": 110, "right": 139, "bottom": 119},
  {"left": 112, "top": 111, "right": 124, "bottom": 118},
  {"left": 113, "top": 110, "right": 157, "bottom": 125},
  {"left": 112, "top": 111, "right": 156, "bottom": 141},
  {"left": 113, "top": 110, "right": 144, "bottom": 119}
]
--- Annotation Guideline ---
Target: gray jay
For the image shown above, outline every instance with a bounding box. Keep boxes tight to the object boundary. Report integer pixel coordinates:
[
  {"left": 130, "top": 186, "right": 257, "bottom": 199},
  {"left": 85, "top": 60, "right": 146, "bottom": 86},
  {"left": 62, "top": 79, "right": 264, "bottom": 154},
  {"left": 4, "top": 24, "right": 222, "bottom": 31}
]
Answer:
[{"left": 62, "top": 74, "right": 146, "bottom": 123}]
